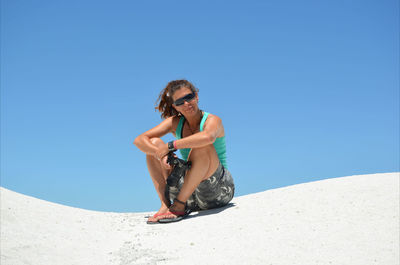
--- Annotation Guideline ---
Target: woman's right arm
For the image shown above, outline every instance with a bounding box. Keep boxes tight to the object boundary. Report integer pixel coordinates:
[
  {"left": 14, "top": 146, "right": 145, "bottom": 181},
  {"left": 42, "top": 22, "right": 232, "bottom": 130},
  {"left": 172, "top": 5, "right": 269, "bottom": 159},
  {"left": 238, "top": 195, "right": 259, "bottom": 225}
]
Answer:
[{"left": 133, "top": 116, "right": 175, "bottom": 156}]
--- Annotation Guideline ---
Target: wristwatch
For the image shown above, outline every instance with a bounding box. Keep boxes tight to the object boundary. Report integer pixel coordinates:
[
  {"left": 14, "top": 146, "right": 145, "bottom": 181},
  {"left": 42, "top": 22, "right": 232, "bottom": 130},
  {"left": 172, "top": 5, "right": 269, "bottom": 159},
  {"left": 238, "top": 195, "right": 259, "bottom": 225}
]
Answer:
[{"left": 168, "top": 141, "right": 177, "bottom": 152}]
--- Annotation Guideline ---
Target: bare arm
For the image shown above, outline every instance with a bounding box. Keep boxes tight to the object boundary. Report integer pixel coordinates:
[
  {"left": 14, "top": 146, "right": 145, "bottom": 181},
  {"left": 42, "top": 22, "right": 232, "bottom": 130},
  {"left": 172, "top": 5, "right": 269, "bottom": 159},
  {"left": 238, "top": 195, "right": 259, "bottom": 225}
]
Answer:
[
  {"left": 133, "top": 117, "right": 174, "bottom": 156},
  {"left": 174, "top": 115, "right": 223, "bottom": 150},
  {"left": 135, "top": 114, "right": 223, "bottom": 160}
]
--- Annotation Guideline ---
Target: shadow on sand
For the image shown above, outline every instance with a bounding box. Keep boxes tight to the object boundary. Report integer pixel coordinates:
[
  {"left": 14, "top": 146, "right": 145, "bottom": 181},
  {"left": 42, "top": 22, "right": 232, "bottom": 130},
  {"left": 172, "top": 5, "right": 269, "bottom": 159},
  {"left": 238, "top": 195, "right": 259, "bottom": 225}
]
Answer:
[
  {"left": 185, "top": 202, "right": 236, "bottom": 220},
  {"left": 144, "top": 203, "right": 237, "bottom": 220}
]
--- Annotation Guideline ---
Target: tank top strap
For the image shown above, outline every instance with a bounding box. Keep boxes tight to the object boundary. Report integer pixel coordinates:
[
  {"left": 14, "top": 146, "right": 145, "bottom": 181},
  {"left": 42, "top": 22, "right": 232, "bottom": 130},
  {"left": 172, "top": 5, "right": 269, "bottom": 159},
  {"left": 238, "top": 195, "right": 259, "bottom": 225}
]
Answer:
[
  {"left": 200, "top": 111, "right": 209, "bottom": 132},
  {"left": 176, "top": 116, "right": 185, "bottom": 139}
]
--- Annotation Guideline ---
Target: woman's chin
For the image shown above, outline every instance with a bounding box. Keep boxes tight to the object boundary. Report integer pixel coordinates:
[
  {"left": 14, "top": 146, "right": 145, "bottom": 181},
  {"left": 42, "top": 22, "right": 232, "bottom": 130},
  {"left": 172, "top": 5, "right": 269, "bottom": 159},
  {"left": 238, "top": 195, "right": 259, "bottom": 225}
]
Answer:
[{"left": 183, "top": 107, "right": 196, "bottom": 115}]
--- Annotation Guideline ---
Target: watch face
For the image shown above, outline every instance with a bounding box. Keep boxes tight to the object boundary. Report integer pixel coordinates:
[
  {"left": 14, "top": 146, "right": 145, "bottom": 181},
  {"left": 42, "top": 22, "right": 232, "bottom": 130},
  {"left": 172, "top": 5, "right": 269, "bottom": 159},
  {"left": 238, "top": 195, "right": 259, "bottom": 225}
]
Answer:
[{"left": 168, "top": 141, "right": 174, "bottom": 150}]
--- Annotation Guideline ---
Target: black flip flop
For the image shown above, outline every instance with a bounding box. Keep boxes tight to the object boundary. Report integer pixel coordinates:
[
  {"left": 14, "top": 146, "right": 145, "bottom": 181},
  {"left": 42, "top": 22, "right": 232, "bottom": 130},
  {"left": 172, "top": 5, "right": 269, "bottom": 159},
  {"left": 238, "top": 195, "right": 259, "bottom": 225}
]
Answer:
[{"left": 158, "top": 209, "right": 192, "bottom": 224}]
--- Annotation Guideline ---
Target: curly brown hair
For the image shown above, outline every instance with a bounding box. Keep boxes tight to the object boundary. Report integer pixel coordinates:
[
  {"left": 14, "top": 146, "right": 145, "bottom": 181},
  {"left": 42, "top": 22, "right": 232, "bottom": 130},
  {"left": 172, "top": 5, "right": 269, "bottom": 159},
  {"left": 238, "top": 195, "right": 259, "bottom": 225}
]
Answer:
[{"left": 155, "top": 79, "right": 199, "bottom": 119}]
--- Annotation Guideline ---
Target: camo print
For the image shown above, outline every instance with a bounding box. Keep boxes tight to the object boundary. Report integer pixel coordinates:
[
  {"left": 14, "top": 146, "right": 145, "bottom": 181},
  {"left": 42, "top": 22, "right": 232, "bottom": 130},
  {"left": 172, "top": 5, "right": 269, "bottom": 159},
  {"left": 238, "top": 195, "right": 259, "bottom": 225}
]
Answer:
[{"left": 165, "top": 162, "right": 235, "bottom": 211}]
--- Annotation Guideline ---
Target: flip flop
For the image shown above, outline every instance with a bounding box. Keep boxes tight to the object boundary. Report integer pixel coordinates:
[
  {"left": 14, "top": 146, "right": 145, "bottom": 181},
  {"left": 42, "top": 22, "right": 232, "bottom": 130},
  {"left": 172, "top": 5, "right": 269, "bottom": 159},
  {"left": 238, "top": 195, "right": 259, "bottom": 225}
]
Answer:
[
  {"left": 158, "top": 209, "right": 192, "bottom": 224},
  {"left": 147, "top": 198, "right": 191, "bottom": 224},
  {"left": 146, "top": 212, "right": 171, "bottom": 225}
]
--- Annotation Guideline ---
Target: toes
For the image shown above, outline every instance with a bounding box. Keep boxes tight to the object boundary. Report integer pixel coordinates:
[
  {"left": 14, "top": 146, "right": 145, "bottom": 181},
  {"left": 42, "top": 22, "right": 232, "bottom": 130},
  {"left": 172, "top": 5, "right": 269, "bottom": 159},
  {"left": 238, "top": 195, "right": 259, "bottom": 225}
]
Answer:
[
  {"left": 147, "top": 217, "right": 157, "bottom": 222},
  {"left": 156, "top": 215, "right": 167, "bottom": 221},
  {"left": 156, "top": 213, "right": 176, "bottom": 221}
]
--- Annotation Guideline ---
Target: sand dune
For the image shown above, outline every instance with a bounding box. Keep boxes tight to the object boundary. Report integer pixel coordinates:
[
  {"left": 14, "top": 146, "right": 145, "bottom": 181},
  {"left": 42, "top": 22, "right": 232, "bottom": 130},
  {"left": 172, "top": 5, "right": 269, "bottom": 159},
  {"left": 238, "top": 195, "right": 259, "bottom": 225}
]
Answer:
[{"left": 1, "top": 172, "right": 399, "bottom": 265}]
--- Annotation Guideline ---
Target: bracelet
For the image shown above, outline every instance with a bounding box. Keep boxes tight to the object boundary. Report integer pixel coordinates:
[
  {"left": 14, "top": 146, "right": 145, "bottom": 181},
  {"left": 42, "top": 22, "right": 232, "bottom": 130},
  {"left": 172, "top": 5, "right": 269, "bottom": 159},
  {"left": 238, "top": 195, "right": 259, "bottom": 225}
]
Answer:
[{"left": 173, "top": 140, "right": 177, "bottom": 150}]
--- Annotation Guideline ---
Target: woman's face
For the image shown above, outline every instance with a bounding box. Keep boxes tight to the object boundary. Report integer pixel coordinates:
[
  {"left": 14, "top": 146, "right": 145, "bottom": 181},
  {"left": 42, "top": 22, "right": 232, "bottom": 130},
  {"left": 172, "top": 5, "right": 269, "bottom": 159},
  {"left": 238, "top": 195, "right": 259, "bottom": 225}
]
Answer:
[{"left": 172, "top": 87, "right": 199, "bottom": 116}]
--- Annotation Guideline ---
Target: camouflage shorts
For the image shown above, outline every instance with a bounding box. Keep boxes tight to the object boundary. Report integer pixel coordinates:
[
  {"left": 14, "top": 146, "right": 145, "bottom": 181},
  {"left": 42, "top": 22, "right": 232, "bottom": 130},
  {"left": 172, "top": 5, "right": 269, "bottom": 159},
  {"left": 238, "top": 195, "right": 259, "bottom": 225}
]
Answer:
[{"left": 165, "top": 162, "right": 235, "bottom": 211}]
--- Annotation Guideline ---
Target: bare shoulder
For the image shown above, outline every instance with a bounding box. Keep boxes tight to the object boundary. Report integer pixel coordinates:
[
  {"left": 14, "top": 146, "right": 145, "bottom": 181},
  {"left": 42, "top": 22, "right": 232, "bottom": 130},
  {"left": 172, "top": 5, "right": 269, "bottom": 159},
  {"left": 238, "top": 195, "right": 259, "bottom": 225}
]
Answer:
[
  {"left": 204, "top": 113, "right": 224, "bottom": 137},
  {"left": 206, "top": 113, "right": 222, "bottom": 123}
]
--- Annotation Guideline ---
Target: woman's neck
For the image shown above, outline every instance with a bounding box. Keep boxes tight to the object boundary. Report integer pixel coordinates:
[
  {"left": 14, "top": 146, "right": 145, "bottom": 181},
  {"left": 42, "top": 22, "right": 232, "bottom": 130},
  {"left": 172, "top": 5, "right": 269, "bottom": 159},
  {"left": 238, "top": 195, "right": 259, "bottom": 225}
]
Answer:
[{"left": 185, "top": 110, "right": 203, "bottom": 130}]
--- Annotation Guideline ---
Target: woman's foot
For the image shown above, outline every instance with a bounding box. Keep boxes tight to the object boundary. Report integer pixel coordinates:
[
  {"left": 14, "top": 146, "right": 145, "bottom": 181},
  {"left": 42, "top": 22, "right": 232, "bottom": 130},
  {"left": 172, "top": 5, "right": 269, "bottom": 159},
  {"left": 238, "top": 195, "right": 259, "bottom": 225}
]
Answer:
[
  {"left": 155, "top": 198, "right": 187, "bottom": 222},
  {"left": 147, "top": 202, "right": 171, "bottom": 224}
]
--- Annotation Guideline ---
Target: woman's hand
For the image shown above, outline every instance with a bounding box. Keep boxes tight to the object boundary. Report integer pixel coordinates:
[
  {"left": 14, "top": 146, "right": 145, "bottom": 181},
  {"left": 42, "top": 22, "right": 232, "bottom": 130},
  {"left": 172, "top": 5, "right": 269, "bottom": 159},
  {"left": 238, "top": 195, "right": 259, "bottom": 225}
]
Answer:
[
  {"left": 161, "top": 155, "right": 172, "bottom": 170},
  {"left": 155, "top": 143, "right": 170, "bottom": 162}
]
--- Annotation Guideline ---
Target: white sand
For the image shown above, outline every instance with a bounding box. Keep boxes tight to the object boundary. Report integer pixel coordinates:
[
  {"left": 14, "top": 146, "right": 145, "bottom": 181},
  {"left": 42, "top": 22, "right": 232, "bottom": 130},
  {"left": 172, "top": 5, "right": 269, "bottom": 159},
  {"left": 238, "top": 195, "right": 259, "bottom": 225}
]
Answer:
[{"left": 1, "top": 172, "right": 399, "bottom": 265}]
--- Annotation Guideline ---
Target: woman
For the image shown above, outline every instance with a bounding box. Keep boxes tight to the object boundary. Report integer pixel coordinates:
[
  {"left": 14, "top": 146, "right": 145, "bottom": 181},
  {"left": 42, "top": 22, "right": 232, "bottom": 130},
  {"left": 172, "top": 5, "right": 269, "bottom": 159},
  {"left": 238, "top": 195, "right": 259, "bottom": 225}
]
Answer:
[{"left": 134, "top": 80, "right": 235, "bottom": 224}]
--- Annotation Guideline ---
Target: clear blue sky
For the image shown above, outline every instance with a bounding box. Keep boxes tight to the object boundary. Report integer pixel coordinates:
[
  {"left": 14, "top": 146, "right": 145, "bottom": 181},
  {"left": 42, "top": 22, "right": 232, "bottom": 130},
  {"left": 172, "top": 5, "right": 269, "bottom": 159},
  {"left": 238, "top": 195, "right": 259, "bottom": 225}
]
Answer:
[{"left": 1, "top": 0, "right": 399, "bottom": 212}]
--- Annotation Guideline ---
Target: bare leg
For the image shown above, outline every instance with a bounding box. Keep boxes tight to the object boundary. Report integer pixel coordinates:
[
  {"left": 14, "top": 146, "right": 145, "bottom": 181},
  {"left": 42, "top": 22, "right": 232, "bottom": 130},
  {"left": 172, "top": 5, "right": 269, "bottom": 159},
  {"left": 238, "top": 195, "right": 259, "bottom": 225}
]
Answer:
[
  {"left": 177, "top": 144, "right": 219, "bottom": 202},
  {"left": 156, "top": 143, "right": 220, "bottom": 220},
  {"left": 146, "top": 138, "right": 172, "bottom": 221}
]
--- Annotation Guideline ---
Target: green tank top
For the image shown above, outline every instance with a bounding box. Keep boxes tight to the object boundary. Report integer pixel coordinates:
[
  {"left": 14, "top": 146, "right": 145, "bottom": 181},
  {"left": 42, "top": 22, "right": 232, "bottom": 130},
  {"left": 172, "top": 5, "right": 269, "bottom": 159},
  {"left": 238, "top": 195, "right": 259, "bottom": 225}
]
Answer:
[{"left": 175, "top": 111, "right": 228, "bottom": 169}]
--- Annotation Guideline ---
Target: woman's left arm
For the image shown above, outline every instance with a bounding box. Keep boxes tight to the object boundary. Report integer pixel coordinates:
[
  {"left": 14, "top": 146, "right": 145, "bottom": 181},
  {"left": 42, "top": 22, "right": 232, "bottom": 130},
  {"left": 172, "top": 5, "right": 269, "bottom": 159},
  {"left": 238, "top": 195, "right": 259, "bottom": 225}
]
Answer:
[
  {"left": 177, "top": 115, "right": 222, "bottom": 149},
  {"left": 155, "top": 115, "right": 222, "bottom": 160}
]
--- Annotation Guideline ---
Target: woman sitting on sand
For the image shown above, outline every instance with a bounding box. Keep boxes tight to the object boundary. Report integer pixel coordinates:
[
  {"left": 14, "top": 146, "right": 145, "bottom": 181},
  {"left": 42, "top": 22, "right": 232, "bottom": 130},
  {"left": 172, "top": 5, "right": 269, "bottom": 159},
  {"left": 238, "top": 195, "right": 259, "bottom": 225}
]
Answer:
[{"left": 134, "top": 79, "right": 235, "bottom": 224}]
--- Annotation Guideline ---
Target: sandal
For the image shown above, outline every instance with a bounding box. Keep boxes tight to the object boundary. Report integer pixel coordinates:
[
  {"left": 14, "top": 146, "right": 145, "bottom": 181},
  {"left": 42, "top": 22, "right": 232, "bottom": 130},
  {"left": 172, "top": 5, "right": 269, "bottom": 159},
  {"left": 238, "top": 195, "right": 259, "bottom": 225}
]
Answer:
[
  {"left": 146, "top": 200, "right": 172, "bottom": 224},
  {"left": 158, "top": 198, "right": 192, "bottom": 224},
  {"left": 146, "top": 212, "right": 171, "bottom": 225}
]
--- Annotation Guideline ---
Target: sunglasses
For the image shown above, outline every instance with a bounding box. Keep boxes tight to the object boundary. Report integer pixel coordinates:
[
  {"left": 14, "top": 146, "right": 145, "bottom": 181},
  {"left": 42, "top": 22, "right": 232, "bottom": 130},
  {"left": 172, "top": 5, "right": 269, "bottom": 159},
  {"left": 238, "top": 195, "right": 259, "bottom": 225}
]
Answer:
[{"left": 173, "top": 92, "right": 196, "bottom": 106}]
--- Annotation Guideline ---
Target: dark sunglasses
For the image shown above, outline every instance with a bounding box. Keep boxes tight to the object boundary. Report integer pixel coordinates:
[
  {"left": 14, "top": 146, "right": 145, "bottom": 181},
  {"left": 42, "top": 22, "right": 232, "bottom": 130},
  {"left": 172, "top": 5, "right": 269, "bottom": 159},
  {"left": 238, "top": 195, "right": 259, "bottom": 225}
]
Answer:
[{"left": 173, "top": 92, "right": 196, "bottom": 106}]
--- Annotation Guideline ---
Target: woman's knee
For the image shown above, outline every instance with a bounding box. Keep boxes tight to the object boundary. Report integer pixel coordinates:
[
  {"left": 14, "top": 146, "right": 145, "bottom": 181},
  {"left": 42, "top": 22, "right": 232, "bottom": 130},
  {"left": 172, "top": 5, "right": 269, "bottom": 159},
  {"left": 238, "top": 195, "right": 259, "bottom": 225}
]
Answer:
[
  {"left": 189, "top": 145, "right": 217, "bottom": 161},
  {"left": 150, "top": 137, "right": 164, "bottom": 147},
  {"left": 189, "top": 145, "right": 208, "bottom": 158}
]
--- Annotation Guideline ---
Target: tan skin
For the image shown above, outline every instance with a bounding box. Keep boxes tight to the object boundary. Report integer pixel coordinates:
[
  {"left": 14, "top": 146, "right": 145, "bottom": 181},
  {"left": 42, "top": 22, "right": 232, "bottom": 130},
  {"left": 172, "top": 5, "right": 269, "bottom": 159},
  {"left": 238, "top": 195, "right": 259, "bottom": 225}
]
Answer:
[{"left": 133, "top": 87, "right": 225, "bottom": 222}]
